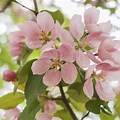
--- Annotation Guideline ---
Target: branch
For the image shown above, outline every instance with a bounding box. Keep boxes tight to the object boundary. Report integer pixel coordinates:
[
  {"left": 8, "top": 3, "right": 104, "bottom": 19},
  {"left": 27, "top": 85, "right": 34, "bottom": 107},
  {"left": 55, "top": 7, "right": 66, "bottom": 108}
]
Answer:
[
  {"left": 0, "top": 0, "right": 12, "bottom": 13},
  {"left": 12, "top": 0, "right": 38, "bottom": 15},
  {"left": 58, "top": 83, "right": 78, "bottom": 120},
  {"left": 33, "top": 0, "right": 38, "bottom": 14},
  {"left": 81, "top": 112, "right": 90, "bottom": 120}
]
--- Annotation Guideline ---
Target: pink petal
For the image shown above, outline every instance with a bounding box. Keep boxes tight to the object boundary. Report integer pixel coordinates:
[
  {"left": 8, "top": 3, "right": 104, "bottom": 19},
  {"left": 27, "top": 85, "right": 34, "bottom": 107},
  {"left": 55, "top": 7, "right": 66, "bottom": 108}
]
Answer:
[
  {"left": 83, "top": 78, "right": 94, "bottom": 99},
  {"left": 52, "top": 117, "right": 62, "bottom": 120},
  {"left": 32, "top": 58, "right": 52, "bottom": 75},
  {"left": 95, "top": 81, "right": 116, "bottom": 101},
  {"left": 19, "top": 21, "right": 41, "bottom": 49},
  {"left": 59, "top": 28, "right": 74, "bottom": 45},
  {"left": 10, "top": 31, "right": 24, "bottom": 42},
  {"left": 43, "top": 69, "right": 61, "bottom": 87},
  {"left": 44, "top": 101, "right": 56, "bottom": 113},
  {"left": 58, "top": 44, "right": 75, "bottom": 62},
  {"left": 76, "top": 50, "right": 90, "bottom": 68},
  {"left": 96, "top": 60, "right": 120, "bottom": 71},
  {"left": 41, "top": 49, "right": 59, "bottom": 59},
  {"left": 37, "top": 12, "right": 54, "bottom": 32},
  {"left": 51, "top": 21, "right": 61, "bottom": 40},
  {"left": 87, "top": 32, "right": 111, "bottom": 48},
  {"left": 87, "top": 52, "right": 100, "bottom": 64},
  {"left": 85, "top": 65, "right": 96, "bottom": 79},
  {"left": 70, "top": 14, "right": 84, "bottom": 39},
  {"left": 61, "top": 62, "right": 77, "bottom": 84},
  {"left": 42, "top": 40, "right": 55, "bottom": 51},
  {"left": 19, "top": 21, "right": 40, "bottom": 40},
  {"left": 84, "top": 6, "right": 100, "bottom": 25},
  {"left": 112, "top": 51, "right": 120, "bottom": 64},
  {"left": 4, "top": 108, "right": 20, "bottom": 120},
  {"left": 86, "top": 24, "right": 100, "bottom": 33},
  {"left": 99, "top": 21, "right": 112, "bottom": 33},
  {"left": 35, "top": 113, "right": 52, "bottom": 120},
  {"left": 25, "top": 38, "right": 42, "bottom": 49}
]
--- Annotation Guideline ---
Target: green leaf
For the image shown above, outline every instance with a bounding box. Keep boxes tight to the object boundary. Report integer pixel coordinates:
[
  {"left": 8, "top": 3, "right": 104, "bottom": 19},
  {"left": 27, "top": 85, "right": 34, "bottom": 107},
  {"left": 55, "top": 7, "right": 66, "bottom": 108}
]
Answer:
[
  {"left": 42, "top": 10, "right": 64, "bottom": 25},
  {"left": 18, "top": 59, "right": 36, "bottom": 85},
  {"left": 18, "top": 100, "right": 40, "bottom": 120},
  {"left": 69, "top": 98, "right": 86, "bottom": 112},
  {"left": 115, "top": 97, "right": 120, "bottom": 117},
  {"left": 100, "top": 112, "right": 115, "bottom": 120},
  {"left": 0, "top": 92, "right": 24, "bottom": 110},
  {"left": 85, "top": 99, "right": 101, "bottom": 114},
  {"left": 67, "top": 83, "right": 89, "bottom": 103},
  {"left": 25, "top": 73, "right": 47, "bottom": 101},
  {"left": 19, "top": 72, "right": 47, "bottom": 119},
  {"left": 55, "top": 109, "right": 72, "bottom": 120}
]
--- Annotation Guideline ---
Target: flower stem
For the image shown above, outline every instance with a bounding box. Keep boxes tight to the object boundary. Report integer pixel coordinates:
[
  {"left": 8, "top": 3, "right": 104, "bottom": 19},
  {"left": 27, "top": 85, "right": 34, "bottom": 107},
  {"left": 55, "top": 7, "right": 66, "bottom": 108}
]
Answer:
[
  {"left": 33, "top": 0, "right": 39, "bottom": 14},
  {"left": 58, "top": 83, "right": 78, "bottom": 120},
  {"left": 12, "top": 0, "right": 38, "bottom": 15},
  {"left": 81, "top": 112, "right": 90, "bottom": 120}
]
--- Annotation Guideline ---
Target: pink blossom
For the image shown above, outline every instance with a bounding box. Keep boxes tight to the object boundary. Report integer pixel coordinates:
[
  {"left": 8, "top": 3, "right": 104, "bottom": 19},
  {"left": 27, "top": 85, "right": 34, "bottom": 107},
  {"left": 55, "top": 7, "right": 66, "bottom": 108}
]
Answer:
[
  {"left": 59, "top": 15, "right": 90, "bottom": 68},
  {"left": 83, "top": 65, "right": 116, "bottom": 101},
  {"left": 4, "top": 108, "right": 20, "bottom": 120},
  {"left": 9, "top": 31, "right": 24, "bottom": 57},
  {"left": 32, "top": 44, "right": 77, "bottom": 87},
  {"left": 84, "top": 7, "right": 112, "bottom": 33},
  {"left": 19, "top": 12, "right": 60, "bottom": 50},
  {"left": 44, "top": 101, "right": 56, "bottom": 114},
  {"left": 86, "top": 31, "right": 113, "bottom": 49},
  {"left": 36, "top": 112, "right": 62, "bottom": 120},
  {"left": 98, "top": 39, "right": 120, "bottom": 65},
  {"left": 3, "top": 70, "right": 17, "bottom": 82}
]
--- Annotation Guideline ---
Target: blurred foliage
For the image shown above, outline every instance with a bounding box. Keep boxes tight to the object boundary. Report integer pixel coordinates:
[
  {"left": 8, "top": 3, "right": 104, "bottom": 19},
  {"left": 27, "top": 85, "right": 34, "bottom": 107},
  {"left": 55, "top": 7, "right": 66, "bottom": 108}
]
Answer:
[{"left": 72, "top": 0, "right": 119, "bottom": 14}]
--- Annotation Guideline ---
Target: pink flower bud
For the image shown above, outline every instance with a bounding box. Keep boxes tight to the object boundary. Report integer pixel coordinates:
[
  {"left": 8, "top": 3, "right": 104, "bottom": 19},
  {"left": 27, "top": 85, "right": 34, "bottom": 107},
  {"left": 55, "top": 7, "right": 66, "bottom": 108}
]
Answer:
[
  {"left": 3, "top": 70, "right": 17, "bottom": 82},
  {"left": 44, "top": 101, "right": 56, "bottom": 114}
]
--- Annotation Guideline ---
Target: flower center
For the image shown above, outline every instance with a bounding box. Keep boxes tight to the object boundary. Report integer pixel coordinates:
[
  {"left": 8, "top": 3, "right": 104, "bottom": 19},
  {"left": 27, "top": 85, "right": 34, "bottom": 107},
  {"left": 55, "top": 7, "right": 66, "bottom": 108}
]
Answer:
[
  {"left": 39, "top": 31, "right": 51, "bottom": 45},
  {"left": 51, "top": 59, "right": 65, "bottom": 70}
]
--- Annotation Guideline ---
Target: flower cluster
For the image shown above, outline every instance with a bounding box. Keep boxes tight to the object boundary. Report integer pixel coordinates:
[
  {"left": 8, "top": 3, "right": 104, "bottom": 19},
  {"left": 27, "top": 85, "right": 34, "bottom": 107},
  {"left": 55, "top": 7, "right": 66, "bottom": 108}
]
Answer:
[{"left": 3, "top": 6, "right": 120, "bottom": 119}]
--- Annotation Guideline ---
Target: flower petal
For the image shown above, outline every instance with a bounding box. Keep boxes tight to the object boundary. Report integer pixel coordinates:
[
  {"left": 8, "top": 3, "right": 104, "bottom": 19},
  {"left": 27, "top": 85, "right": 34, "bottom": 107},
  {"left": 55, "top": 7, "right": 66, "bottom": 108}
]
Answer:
[
  {"left": 43, "top": 69, "right": 61, "bottom": 87},
  {"left": 99, "top": 21, "right": 112, "bottom": 33},
  {"left": 58, "top": 44, "right": 75, "bottom": 62},
  {"left": 76, "top": 50, "right": 90, "bottom": 68},
  {"left": 59, "top": 28, "right": 74, "bottom": 45},
  {"left": 52, "top": 117, "right": 62, "bottom": 120},
  {"left": 32, "top": 58, "right": 52, "bottom": 75},
  {"left": 83, "top": 78, "right": 94, "bottom": 99},
  {"left": 61, "top": 62, "right": 77, "bottom": 84},
  {"left": 95, "top": 81, "right": 116, "bottom": 101},
  {"left": 85, "top": 65, "right": 96, "bottom": 79},
  {"left": 19, "top": 21, "right": 40, "bottom": 40},
  {"left": 41, "top": 49, "right": 59, "bottom": 59},
  {"left": 37, "top": 12, "right": 54, "bottom": 32},
  {"left": 70, "top": 14, "right": 84, "bottom": 39},
  {"left": 35, "top": 112, "right": 52, "bottom": 120},
  {"left": 84, "top": 6, "right": 100, "bottom": 25}
]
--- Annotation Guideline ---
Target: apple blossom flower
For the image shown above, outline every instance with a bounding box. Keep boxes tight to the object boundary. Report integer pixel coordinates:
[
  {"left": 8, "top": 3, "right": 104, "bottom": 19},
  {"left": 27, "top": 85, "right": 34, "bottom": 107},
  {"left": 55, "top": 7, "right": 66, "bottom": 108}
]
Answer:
[
  {"left": 4, "top": 108, "right": 20, "bottom": 120},
  {"left": 84, "top": 7, "right": 112, "bottom": 33},
  {"left": 86, "top": 31, "right": 113, "bottom": 49},
  {"left": 3, "top": 70, "right": 17, "bottom": 82},
  {"left": 9, "top": 31, "right": 24, "bottom": 57},
  {"left": 98, "top": 39, "right": 120, "bottom": 65},
  {"left": 19, "top": 12, "right": 60, "bottom": 50},
  {"left": 83, "top": 65, "right": 116, "bottom": 101},
  {"left": 44, "top": 101, "right": 56, "bottom": 114},
  {"left": 35, "top": 112, "right": 62, "bottom": 120},
  {"left": 59, "top": 15, "right": 90, "bottom": 68},
  {"left": 32, "top": 44, "right": 77, "bottom": 87}
]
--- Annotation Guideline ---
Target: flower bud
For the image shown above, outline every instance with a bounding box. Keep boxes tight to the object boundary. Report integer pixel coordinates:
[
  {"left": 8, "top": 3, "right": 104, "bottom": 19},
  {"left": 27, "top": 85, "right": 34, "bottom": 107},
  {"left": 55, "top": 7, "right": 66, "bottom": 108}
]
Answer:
[
  {"left": 44, "top": 101, "right": 56, "bottom": 114},
  {"left": 3, "top": 70, "right": 17, "bottom": 82}
]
